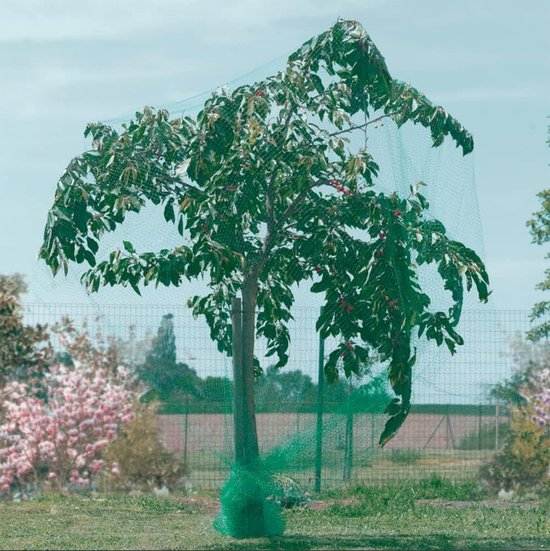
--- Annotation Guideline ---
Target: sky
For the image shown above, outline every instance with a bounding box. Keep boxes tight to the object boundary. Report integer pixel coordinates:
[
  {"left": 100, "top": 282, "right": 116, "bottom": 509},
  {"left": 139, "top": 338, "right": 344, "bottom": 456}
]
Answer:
[{"left": 0, "top": 0, "right": 549, "bottom": 311}]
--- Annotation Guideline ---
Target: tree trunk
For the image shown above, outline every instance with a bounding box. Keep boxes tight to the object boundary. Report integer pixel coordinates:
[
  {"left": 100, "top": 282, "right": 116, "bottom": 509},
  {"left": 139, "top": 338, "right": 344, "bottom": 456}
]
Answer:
[
  {"left": 240, "top": 277, "right": 261, "bottom": 463},
  {"left": 229, "top": 278, "right": 264, "bottom": 537}
]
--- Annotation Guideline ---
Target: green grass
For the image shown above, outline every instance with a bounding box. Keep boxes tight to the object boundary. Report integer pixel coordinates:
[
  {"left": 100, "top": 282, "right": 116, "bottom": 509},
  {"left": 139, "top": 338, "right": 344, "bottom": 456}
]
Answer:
[
  {"left": 0, "top": 481, "right": 548, "bottom": 550},
  {"left": 386, "top": 448, "right": 423, "bottom": 465},
  {"left": 184, "top": 448, "right": 494, "bottom": 490}
]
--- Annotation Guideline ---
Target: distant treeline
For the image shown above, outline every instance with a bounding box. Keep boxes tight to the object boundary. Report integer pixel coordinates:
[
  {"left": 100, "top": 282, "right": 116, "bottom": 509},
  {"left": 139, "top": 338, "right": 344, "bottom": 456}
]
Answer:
[
  {"left": 145, "top": 364, "right": 393, "bottom": 415},
  {"left": 136, "top": 314, "right": 502, "bottom": 416}
]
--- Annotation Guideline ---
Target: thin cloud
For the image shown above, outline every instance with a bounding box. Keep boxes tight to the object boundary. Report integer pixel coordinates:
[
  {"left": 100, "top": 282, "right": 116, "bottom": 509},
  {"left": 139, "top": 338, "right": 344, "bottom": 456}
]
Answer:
[
  {"left": 432, "top": 84, "right": 548, "bottom": 103},
  {"left": 0, "top": 0, "right": 396, "bottom": 44}
]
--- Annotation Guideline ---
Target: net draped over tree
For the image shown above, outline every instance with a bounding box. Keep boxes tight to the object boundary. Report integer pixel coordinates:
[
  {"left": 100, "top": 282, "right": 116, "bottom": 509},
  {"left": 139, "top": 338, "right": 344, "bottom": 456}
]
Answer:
[{"left": 39, "top": 19, "right": 489, "bottom": 537}]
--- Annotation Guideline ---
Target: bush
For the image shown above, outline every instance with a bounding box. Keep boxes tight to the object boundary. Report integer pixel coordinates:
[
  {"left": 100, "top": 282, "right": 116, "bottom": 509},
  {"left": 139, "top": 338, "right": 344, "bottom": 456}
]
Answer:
[
  {"left": 103, "top": 404, "right": 187, "bottom": 492},
  {"left": 480, "top": 405, "right": 550, "bottom": 493},
  {"left": 0, "top": 351, "right": 135, "bottom": 498}
]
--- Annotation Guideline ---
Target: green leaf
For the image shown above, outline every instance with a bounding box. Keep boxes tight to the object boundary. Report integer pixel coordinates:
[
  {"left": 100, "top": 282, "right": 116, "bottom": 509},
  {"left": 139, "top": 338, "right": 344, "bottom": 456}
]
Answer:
[
  {"left": 379, "top": 406, "right": 410, "bottom": 447},
  {"left": 163, "top": 201, "right": 175, "bottom": 223},
  {"left": 86, "top": 237, "right": 99, "bottom": 254}
]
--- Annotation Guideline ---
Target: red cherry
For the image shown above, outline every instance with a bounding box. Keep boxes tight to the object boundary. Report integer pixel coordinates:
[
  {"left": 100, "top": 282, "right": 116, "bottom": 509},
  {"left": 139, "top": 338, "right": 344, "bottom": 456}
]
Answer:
[
  {"left": 255, "top": 89, "right": 265, "bottom": 96},
  {"left": 346, "top": 304, "right": 353, "bottom": 313},
  {"left": 377, "top": 249, "right": 384, "bottom": 257},
  {"left": 315, "top": 265, "right": 322, "bottom": 273},
  {"left": 393, "top": 209, "right": 403, "bottom": 218},
  {"left": 331, "top": 179, "right": 340, "bottom": 186},
  {"left": 338, "top": 298, "right": 345, "bottom": 308},
  {"left": 379, "top": 231, "right": 386, "bottom": 239}
]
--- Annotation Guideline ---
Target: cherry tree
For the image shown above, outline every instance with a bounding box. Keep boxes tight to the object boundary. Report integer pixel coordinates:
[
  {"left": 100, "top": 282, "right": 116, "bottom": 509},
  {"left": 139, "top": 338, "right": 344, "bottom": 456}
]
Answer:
[{"left": 39, "top": 20, "right": 489, "bottom": 534}]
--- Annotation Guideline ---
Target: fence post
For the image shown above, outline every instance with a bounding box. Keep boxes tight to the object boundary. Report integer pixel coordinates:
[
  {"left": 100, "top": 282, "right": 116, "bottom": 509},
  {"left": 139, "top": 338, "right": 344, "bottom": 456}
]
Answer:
[
  {"left": 343, "top": 378, "right": 354, "bottom": 481},
  {"left": 370, "top": 411, "right": 375, "bottom": 448},
  {"left": 478, "top": 403, "right": 483, "bottom": 451},
  {"left": 183, "top": 396, "right": 190, "bottom": 468},
  {"left": 314, "top": 308, "right": 325, "bottom": 493},
  {"left": 495, "top": 399, "right": 500, "bottom": 451}
]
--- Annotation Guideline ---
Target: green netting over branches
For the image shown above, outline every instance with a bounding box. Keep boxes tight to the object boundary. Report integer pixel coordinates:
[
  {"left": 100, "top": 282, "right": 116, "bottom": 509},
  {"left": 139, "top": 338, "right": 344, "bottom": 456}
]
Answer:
[{"left": 38, "top": 19, "right": 489, "bottom": 537}]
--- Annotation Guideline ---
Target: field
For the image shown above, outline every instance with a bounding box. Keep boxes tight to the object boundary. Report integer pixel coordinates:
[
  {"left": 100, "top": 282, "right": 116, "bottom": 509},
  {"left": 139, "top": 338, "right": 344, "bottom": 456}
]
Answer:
[
  {"left": 1, "top": 480, "right": 548, "bottom": 550},
  {"left": 156, "top": 412, "right": 503, "bottom": 489}
]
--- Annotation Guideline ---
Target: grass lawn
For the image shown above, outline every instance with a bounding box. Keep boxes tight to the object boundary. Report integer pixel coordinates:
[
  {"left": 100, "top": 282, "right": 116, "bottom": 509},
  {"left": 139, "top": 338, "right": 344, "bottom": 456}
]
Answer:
[{"left": 0, "top": 480, "right": 548, "bottom": 550}]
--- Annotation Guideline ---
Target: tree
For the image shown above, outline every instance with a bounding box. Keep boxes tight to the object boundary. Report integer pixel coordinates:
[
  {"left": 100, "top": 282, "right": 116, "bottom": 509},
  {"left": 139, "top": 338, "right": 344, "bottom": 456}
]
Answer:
[
  {"left": 255, "top": 366, "right": 318, "bottom": 412},
  {"left": 526, "top": 122, "right": 550, "bottom": 341},
  {"left": 40, "top": 20, "right": 489, "bottom": 535},
  {"left": 0, "top": 274, "right": 50, "bottom": 387},
  {"left": 138, "top": 313, "right": 201, "bottom": 402},
  {"left": 200, "top": 375, "right": 233, "bottom": 410},
  {"left": 483, "top": 345, "right": 550, "bottom": 493},
  {"left": 491, "top": 337, "right": 549, "bottom": 409}
]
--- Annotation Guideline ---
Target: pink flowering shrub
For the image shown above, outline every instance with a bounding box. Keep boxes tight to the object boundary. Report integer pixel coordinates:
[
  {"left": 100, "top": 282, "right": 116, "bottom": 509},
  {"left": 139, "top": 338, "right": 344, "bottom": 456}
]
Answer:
[
  {"left": 482, "top": 348, "right": 550, "bottom": 494},
  {"left": 528, "top": 368, "right": 550, "bottom": 429},
  {"left": 0, "top": 324, "right": 136, "bottom": 498}
]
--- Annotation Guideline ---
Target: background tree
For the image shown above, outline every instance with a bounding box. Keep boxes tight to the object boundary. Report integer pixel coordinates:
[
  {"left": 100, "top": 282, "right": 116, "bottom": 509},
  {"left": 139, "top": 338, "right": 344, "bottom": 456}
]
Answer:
[
  {"left": 490, "top": 337, "right": 549, "bottom": 409},
  {"left": 139, "top": 313, "right": 201, "bottom": 402},
  {"left": 255, "top": 366, "right": 316, "bottom": 412},
  {"left": 109, "top": 325, "right": 154, "bottom": 371},
  {"left": 526, "top": 122, "right": 550, "bottom": 341},
  {"left": 0, "top": 274, "right": 50, "bottom": 387},
  {"left": 200, "top": 375, "right": 233, "bottom": 411},
  {"left": 40, "top": 20, "right": 489, "bottom": 536}
]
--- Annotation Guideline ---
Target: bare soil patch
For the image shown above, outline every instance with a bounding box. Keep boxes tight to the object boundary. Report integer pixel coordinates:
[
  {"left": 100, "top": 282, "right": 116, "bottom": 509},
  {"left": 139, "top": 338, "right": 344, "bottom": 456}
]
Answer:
[{"left": 415, "top": 498, "right": 540, "bottom": 510}]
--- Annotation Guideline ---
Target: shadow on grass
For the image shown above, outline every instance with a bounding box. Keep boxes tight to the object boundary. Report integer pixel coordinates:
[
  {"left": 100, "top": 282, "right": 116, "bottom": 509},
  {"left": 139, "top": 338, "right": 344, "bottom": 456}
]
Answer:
[{"left": 205, "top": 533, "right": 550, "bottom": 550}]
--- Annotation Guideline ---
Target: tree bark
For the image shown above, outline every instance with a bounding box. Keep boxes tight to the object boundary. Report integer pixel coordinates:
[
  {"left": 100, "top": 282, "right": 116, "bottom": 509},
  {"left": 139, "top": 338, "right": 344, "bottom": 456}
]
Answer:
[
  {"left": 240, "top": 276, "right": 260, "bottom": 463},
  {"left": 230, "top": 278, "right": 264, "bottom": 537}
]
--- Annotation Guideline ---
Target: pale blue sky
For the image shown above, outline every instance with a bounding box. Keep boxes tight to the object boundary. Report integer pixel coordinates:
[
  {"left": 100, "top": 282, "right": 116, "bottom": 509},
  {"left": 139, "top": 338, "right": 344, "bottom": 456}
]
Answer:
[{"left": 0, "top": 0, "right": 548, "bottom": 310}]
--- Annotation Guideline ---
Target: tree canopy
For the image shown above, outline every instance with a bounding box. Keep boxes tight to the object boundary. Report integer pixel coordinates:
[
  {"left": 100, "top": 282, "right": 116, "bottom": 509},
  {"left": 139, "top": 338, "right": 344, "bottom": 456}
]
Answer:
[
  {"left": 39, "top": 19, "right": 489, "bottom": 445},
  {"left": 0, "top": 274, "right": 50, "bottom": 386},
  {"left": 527, "top": 122, "right": 550, "bottom": 341}
]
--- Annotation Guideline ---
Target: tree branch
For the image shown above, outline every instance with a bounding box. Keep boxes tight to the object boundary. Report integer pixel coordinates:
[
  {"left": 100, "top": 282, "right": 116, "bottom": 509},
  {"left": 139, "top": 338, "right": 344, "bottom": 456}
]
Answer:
[{"left": 329, "top": 113, "right": 397, "bottom": 138}]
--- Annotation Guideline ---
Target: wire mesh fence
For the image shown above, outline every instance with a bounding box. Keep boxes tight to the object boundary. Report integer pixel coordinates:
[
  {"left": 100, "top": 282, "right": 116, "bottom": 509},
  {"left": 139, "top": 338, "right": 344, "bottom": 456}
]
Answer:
[{"left": 22, "top": 302, "right": 531, "bottom": 490}]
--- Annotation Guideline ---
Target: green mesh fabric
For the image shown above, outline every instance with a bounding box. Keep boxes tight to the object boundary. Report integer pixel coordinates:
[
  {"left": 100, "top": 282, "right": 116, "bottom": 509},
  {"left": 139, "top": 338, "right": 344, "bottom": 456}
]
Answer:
[
  {"left": 212, "top": 389, "right": 387, "bottom": 537},
  {"left": 214, "top": 462, "right": 285, "bottom": 538},
  {"left": 33, "top": 19, "right": 489, "bottom": 541}
]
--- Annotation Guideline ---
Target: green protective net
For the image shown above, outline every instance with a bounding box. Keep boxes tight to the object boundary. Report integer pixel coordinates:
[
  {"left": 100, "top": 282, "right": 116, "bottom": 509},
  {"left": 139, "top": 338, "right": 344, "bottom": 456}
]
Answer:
[
  {"left": 32, "top": 19, "right": 492, "bottom": 538},
  {"left": 214, "top": 461, "right": 286, "bottom": 537},
  {"left": 210, "top": 378, "right": 388, "bottom": 537}
]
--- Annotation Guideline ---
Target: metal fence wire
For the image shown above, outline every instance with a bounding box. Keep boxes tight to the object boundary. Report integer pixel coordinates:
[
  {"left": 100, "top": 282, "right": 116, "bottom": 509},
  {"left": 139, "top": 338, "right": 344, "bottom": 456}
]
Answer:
[{"left": 22, "top": 303, "right": 534, "bottom": 490}]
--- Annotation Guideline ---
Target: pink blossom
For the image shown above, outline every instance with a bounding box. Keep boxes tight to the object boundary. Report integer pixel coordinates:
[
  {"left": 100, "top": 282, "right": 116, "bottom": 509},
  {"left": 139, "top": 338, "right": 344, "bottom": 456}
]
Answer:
[
  {"left": 526, "top": 367, "right": 550, "bottom": 429},
  {"left": 0, "top": 338, "right": 136, "bottom": 497}
]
